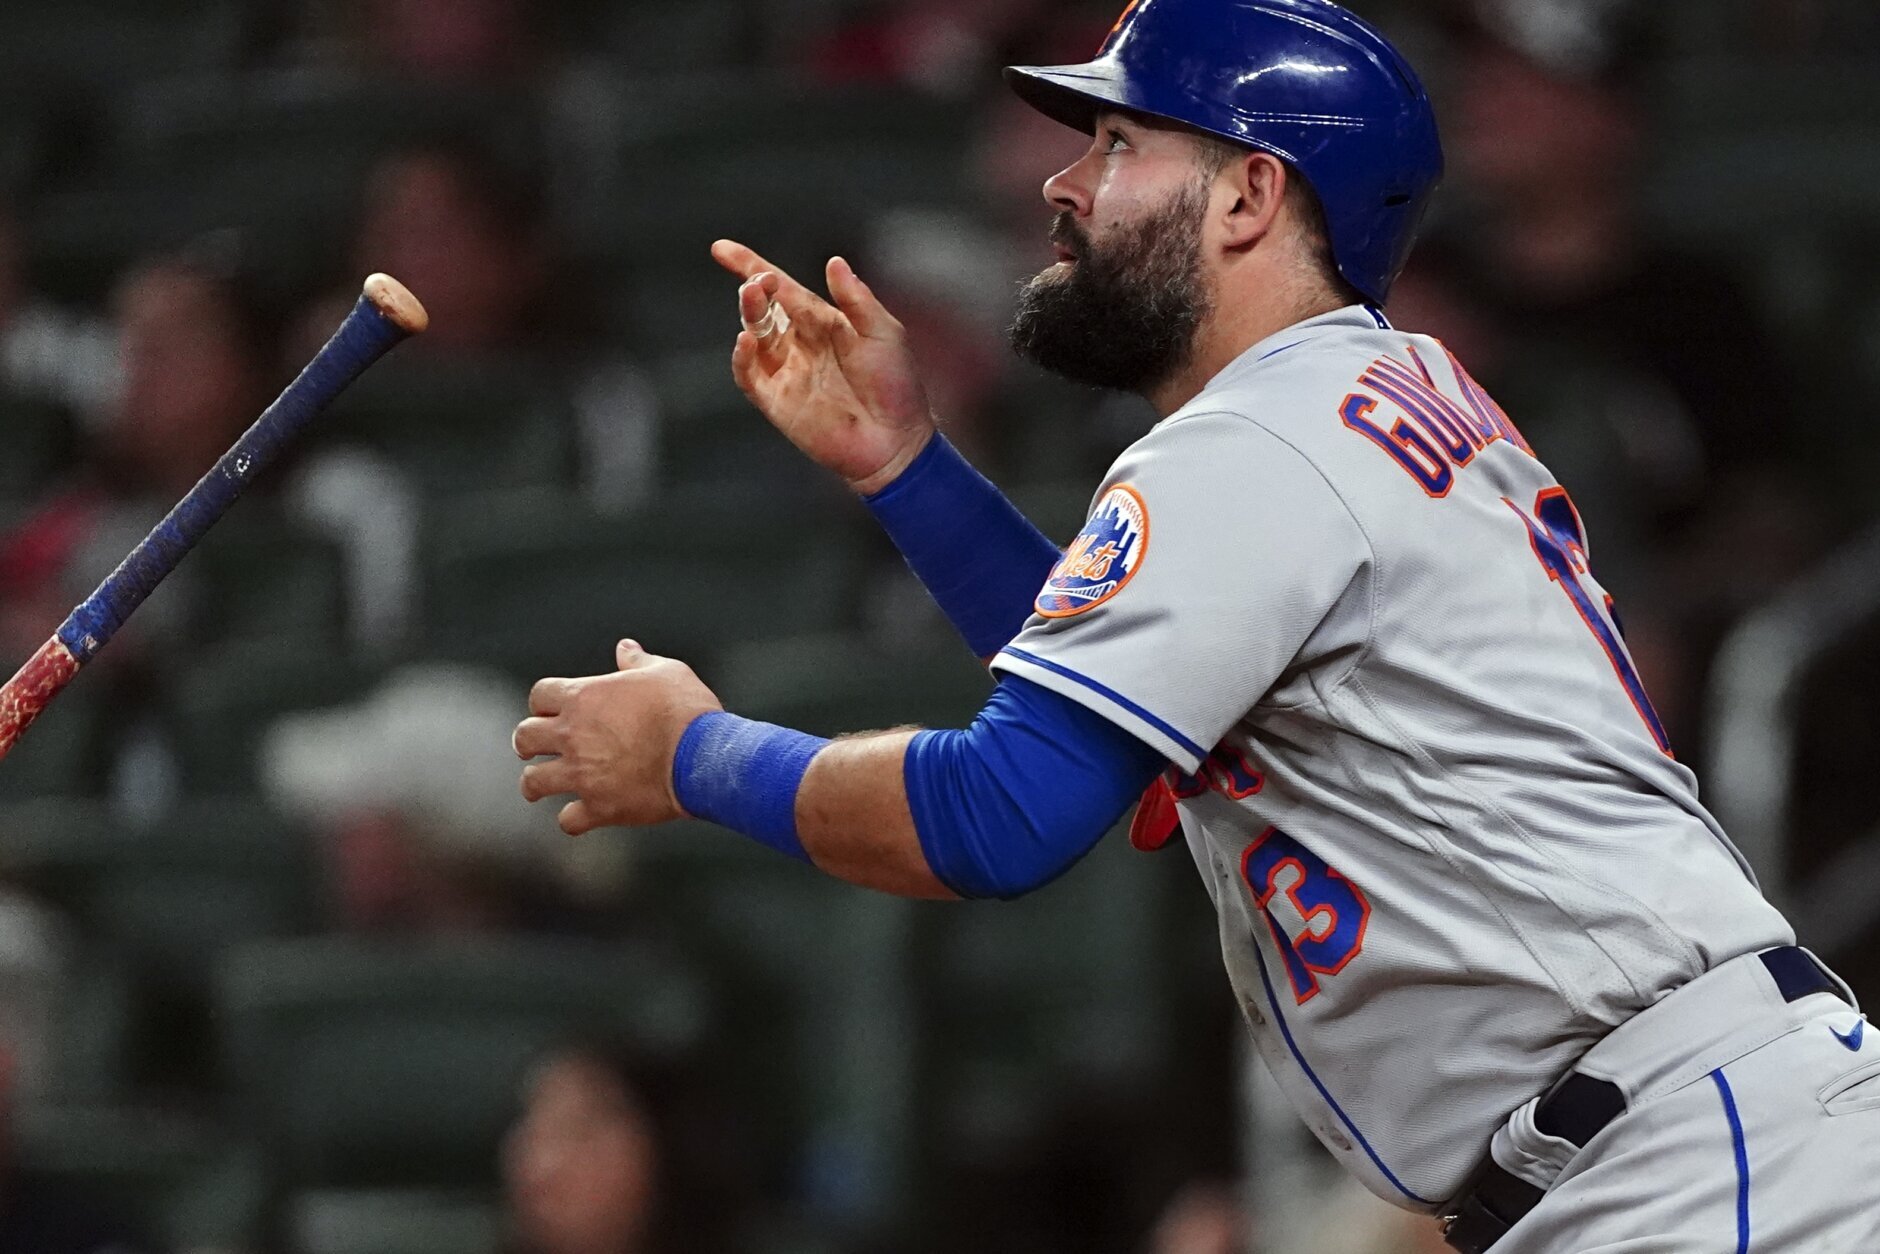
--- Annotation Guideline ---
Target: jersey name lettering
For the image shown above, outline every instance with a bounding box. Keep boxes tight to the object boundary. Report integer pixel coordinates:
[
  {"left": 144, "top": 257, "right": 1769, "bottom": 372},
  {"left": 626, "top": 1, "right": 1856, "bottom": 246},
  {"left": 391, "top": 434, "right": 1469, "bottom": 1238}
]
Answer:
[{"left": 1340, "top": 347, "right": 1532, "bottom": 496}]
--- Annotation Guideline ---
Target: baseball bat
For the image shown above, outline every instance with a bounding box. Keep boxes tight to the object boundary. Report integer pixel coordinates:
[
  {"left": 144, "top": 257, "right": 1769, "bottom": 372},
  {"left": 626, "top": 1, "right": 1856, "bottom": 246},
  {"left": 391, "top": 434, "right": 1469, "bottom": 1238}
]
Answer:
[{"left": 0, "top": 273, "right": 429, "bottom": 763}]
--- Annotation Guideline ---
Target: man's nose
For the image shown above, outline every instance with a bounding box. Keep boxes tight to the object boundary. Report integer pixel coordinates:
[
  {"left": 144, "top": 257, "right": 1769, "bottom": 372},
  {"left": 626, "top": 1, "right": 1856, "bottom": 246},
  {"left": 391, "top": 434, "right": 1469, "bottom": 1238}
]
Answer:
[{"left": 1043, "top": 156, "right": 1094, "bottom": 217}]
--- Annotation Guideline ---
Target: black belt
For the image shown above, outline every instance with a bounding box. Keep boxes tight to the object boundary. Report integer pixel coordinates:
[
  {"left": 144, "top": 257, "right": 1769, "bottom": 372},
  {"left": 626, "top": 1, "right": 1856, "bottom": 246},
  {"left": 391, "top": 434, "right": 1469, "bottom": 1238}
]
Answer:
[{"left": 1442, "top": 946, "right": 1838, "bottom": 1253}]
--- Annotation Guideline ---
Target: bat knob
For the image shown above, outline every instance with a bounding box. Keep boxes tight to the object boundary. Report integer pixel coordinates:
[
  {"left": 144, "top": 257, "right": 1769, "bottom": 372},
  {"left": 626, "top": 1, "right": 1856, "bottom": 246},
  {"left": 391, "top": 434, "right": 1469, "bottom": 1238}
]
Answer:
[{"left": 363, "top": 273, "right": 430, "bottom": 336}]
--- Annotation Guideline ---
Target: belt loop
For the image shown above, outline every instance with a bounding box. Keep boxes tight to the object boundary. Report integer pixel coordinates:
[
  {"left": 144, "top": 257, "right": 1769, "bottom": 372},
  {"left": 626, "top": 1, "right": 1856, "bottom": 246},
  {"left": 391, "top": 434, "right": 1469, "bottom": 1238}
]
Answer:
[
  {"left": 1532, "top": 1073, "right": 1626, "bottom": 1148},
  {"left": 1758, "top": 945, "right": 1841, "bottom": 1005},
  {"left": 1796, "top": 945, "right": 1860, "bottom": 1011}
]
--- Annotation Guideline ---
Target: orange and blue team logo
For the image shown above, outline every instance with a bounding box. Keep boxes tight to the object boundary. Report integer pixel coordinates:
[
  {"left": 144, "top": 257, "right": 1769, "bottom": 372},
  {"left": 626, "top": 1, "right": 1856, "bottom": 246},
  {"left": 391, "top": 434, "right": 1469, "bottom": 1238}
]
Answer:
[{"left": 1036, "top": 484, "right": 1149, "bottom": 618}]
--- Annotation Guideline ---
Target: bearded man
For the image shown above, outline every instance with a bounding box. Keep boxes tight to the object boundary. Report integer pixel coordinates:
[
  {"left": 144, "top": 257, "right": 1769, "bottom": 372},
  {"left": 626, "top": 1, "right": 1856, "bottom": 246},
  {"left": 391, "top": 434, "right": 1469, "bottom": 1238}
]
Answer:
[{"left": 513, "top": 2, "right": 1878, "bottom": 1249}]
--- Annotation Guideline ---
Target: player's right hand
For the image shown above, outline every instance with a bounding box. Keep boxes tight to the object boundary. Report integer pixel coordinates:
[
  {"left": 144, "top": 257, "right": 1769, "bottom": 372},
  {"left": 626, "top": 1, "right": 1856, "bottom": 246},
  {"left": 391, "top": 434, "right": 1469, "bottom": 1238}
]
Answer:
[{"left": 711, "top": 239, "right": 934, "bottom": 496}]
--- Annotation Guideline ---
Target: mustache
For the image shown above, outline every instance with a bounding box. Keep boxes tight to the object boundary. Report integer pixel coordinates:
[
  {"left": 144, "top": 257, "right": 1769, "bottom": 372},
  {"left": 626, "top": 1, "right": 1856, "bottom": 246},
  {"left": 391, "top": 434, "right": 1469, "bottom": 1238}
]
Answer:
[
  {"left": 1048, "top": 212, "right": 1088, "bottom": 258},
  {"left": 1011, "top": 186, "right": 1213, "bottom": 395}
]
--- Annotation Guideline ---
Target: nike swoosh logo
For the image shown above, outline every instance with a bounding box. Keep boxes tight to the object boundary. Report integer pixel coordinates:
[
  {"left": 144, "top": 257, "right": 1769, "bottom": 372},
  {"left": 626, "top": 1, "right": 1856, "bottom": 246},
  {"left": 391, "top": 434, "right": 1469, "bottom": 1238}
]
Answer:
[{"left": 1831, "top": 1018, "right": 1866, "bottom": 1051}]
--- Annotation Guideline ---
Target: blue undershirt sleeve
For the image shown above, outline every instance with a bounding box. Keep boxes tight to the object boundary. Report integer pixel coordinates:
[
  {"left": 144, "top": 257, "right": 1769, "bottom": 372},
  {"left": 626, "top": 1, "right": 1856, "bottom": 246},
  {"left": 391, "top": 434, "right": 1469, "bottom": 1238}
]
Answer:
[
  {"left": 903, "top": 673, "right": 1169, "bottom": 900},
  {"left": 863, "top": 435, "right": 1062, "bottom": 658}
]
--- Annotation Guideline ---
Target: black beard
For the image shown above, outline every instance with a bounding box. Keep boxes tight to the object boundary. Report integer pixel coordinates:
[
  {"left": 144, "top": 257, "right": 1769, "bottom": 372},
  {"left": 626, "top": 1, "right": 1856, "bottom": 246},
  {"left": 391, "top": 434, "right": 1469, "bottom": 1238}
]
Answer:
[{"left": 1007, "top": 185, "right": 1213, "bottom": 394}]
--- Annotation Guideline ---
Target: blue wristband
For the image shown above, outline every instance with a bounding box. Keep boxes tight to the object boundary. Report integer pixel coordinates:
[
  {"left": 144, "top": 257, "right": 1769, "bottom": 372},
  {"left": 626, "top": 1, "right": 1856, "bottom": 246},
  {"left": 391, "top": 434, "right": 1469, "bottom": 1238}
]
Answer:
[
  {"left": 671, "top": 712, "right": 827, "bottom": 863},
  {"left": 863, "top": 435, "right": 1060, "bottom": 657}
]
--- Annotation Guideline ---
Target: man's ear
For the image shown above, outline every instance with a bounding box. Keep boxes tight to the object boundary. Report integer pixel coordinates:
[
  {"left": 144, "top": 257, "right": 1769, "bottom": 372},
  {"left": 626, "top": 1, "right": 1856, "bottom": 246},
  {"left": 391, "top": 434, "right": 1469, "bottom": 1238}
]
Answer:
[{"left": 1219, "top": 151, "right": 1290, "bottom": 252}]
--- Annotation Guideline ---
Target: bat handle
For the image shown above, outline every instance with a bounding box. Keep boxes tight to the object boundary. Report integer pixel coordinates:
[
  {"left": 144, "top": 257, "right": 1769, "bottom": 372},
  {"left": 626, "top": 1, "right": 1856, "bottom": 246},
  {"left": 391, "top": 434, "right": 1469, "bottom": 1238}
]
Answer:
[
  {"left": 55, "top": 274, "right": 426, "bottom": 664},
  {"left": 0, "top": 637, "right": 81, "bottom": 763}
]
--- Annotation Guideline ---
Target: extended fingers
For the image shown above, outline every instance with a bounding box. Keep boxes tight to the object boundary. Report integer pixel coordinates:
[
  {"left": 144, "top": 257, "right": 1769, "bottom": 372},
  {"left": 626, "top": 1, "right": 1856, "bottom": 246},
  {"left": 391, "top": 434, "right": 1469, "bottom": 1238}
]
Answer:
[
  {"left": 520, "top": 757, "right": 577, "bottom": 803},
  {"left": 759, "top": 273, "right": 838, "bottom": 332},
  {"left": 731, "top": 329, "right": 759, "bottom": 386},
  {"left": 513, "top": 716, "right": 561, "bottom": 759},
  {"left": 711, "top": 238, "right": 780, "bottom": 282},
  {"left": 738, "top": 276, "right": 793, "bottom": 369},
  {"left": 714, "top": 240, "right": 814, "bottom": 311},
  {"left": 529, "top": 676, "right": 575, "bottom": 716},
  {"left": 826, "top": 256, "right": 900, "bottom": 340},
  {"left": 738, "top": 275, "right": 775, "bottom": 328},
  {"left": 715, "top": 241, "right": 846, "bottom": 343},
  {"left": 558, "top": 801, "right": 597, "bottom": 837}
]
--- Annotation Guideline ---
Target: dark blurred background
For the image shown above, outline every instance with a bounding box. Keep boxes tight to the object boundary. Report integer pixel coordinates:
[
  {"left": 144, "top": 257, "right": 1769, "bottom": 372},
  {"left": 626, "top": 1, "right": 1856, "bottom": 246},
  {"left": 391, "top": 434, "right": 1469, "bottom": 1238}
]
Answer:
[{"left": 0, "top": 0, "right": 1877, "bottom": 1252}]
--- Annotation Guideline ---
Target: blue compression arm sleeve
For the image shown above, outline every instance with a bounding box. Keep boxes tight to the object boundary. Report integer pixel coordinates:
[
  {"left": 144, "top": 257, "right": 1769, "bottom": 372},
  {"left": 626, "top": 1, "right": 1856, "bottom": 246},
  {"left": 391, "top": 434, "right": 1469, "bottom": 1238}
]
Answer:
[
  {"left": 863, "top": 435, "right": 1061, "bottom": 657},
  {"left": 904, "top": 675, "right": 1168, "bottom": 899}
]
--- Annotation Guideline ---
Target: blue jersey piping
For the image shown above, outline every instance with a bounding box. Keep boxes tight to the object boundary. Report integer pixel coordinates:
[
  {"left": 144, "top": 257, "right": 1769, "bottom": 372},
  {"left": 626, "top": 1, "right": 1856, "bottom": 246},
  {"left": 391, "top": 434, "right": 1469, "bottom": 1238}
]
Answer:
[
  {"left": 999, "top": 647, "right": 1206, "bottom": 761},
  {"left": 1251, "top": 946, "right": 1435, "bottom": 1205}
]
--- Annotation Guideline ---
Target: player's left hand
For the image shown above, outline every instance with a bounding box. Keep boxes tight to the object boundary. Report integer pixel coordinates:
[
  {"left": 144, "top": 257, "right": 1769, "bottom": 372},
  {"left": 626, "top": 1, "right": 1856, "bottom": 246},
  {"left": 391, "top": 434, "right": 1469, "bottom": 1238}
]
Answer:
[{"left": 514, "top": 640, "right": 722, "bottom": 835}]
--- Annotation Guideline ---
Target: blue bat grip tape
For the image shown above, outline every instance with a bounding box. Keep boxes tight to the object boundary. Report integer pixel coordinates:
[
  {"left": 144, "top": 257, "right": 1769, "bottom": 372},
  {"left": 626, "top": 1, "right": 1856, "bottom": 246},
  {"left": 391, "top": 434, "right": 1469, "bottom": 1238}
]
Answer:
[{"left": 56, "top": 294, "right": 407, "bottom": 662}]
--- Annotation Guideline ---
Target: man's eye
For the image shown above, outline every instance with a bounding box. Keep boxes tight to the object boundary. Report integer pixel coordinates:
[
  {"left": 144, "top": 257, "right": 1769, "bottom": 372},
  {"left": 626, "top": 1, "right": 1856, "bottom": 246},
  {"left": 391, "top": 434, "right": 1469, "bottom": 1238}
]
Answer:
[{"left": 1105, "top": 130, "right": 1128, "bottom": 152}]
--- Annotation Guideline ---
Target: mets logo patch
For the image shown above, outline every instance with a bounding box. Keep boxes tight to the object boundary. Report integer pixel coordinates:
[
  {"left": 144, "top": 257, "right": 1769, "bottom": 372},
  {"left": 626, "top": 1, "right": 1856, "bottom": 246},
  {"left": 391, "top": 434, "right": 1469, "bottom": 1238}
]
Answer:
[{"left": 1037, "top": 484, "right": 1149, "bottom": 618}]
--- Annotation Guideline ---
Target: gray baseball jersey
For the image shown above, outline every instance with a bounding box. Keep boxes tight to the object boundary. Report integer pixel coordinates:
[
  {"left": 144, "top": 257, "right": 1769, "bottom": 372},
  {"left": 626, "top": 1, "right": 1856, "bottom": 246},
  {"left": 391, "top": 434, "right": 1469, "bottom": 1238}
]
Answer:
[{"left": 990, "top": 304, "right": 1797, "bottom": 1209}]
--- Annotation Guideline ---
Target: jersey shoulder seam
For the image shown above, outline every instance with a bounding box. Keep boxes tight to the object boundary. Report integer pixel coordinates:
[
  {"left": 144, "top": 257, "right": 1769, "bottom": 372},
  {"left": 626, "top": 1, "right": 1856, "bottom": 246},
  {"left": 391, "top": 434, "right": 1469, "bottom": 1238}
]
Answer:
[{"left": 1159, "top": 406, "right": 1380, "bottom": 708}]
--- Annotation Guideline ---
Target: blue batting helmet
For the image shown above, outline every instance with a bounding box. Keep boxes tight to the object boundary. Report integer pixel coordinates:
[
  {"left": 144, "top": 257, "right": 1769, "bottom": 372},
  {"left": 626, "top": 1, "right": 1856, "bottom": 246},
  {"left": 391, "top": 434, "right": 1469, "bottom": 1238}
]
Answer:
[{"left": 1004, "top": 0, "right": 1443, "bottom": 304}]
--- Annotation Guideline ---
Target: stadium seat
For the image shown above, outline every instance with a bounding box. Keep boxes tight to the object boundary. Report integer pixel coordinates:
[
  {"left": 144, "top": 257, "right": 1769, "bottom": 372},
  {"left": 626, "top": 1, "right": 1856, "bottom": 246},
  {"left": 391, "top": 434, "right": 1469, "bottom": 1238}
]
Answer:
[
  {"left": 916, "top": 829, "right": 1176, "bottom": 1170},
  {"left": 105, "top": 71, "right": 536, "bottom": 173},
  {"left": 994, "top": 369, "right": 1155, "bottom": 511},
  {"left": 0, "top": 89, "right": 52, "bottom": 192},
  {"left": 215, "top": 935, "right": 711, "bottom": 1188},
  {"left": 1644, "top": 130, "right": 1880, "bottom": 244},
  {"left": 0, "top": 793, "right": 303, "bottom": 918},
  {"left": 0, "top": 0, "right": 247, "bottom": 94},
  {"left": 0, "top": 866, "right": 136, "bottom": 1102},
  {"left": 1008, "top": 478, "right": 1103, "bottom": 547},
  {"left": 159, "top": 641, "right": 383, "bottom": 794},
  {"left": 419, "top": 487, "right": 864, "bottom": 680},
  {"left": 609, "top": 267, "right": 761, "bottom": 358},
  {"left": 186, "top": 508, "right": 349, "bottom": 649},
  {"left": 91, "top": 800, "right": 314, "bottom": 981},
  {"left": 572, "top": 77, "right": 970, "bottom": 281},
  {"left": 312, "top": 353, "right": 579, "bottom": 498},
  {"left": 1655, "top": 58, "right": 1880, "bottom": 141},
  {"left": 711, "top": 631, "right": 991, "bottom": 735},
  {"left": 46, "top": 951, "right": 139, "bottom": 1104},
  {"left": 0, "top": 795, "right": 317, "bottom": 1090},
  {"left": 633, "top": 815, "right": 1181, "bottom": 1224},
  {"left": 0, "top": 681, "right": 108, "bottom": 802},
  {"left": 289, "top": 1187, "right": 501, "bottom": 1254},
  {"left": 12, "top": 1104, "right": 264, "bottom": 1252},
  {"left": 0, "top": 392, "right": 73, "bottom": 509},
  {"left": 609, "top": 76, "right": 967, "bottom": 185},
  {"left": 587, "top": 0, "right": 759, "bottom": 75},
  {"left": 1659, "top": 2, "right": 1880, "bottom": 57},
  {"left": 645, "top": 348, "right": 833, "bottom": 491},
  {"left": 629, "top": 822, "right": 919, "bottom": 1215},
  {"left": 29, "top": 73, "right": 538, "bottom": 304}
]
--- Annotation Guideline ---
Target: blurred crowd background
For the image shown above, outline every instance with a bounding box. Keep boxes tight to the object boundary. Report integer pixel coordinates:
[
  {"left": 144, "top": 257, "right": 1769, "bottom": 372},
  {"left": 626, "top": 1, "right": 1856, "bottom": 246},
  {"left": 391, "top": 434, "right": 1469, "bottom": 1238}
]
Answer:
[{"left": 1, "top": 0, "right": 1878, "bottom": 1251}]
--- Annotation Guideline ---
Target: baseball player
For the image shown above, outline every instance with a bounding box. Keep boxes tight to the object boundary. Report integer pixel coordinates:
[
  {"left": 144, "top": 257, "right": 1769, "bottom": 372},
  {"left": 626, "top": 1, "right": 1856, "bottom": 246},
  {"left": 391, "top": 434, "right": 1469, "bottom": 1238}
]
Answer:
[{"left": 512, "top": 1, "right": 1880, "bottom": 1248}]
